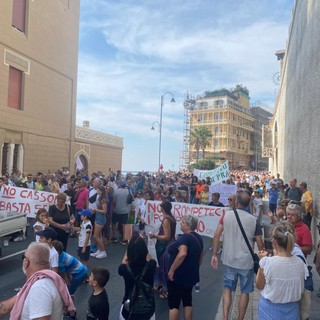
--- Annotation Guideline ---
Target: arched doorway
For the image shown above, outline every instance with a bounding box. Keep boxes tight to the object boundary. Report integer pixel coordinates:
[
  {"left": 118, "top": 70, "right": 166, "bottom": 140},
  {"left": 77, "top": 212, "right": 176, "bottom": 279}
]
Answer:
[{"left": 75, "top": 153, "right": 88, "bottom": 173}]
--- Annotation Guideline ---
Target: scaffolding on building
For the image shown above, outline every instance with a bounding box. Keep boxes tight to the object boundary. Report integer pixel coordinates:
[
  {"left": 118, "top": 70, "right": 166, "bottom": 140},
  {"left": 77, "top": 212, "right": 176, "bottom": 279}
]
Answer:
[{"left": 179, "top": 93, "right": 195, "bottom": 170}]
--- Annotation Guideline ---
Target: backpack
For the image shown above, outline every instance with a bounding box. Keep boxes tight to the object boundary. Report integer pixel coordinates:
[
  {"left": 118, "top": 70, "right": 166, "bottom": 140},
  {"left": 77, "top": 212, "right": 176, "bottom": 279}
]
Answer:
[
  {"left": 88, "top": 188, "right": 97, "bottom": 204},
  {"left": 124, "top": 264, "right": 155, "bottom": 320},
  {"left": 127, "top": 189, "right": 134, "bottom": 204}
]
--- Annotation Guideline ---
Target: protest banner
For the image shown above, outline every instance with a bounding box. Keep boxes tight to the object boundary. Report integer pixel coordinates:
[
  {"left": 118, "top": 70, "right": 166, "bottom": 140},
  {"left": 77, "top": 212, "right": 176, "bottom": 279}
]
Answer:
[
  {"left": 145, "top": 200, "right": 225, "bottom": 238},
  {"left": 193, "top": 161, "right": 229, "bottom": 184},
  {"left": 209, "top": 183, "right": 237, "bottom": 206},
  {"left": 0, "top": 185, "right": 57, "bottom": 218},
  {"left": 143, "top": 200, "right": 226, "bottom": 264}
]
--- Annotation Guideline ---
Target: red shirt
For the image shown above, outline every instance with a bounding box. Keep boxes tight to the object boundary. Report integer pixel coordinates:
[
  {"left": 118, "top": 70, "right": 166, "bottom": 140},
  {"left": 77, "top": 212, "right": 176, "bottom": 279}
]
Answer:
[
  {"left": 76, "top": 188, "right": 89, "bottom": 209},
  {"left": 294, "top": 221, "right": 312, "bottom": 252}
]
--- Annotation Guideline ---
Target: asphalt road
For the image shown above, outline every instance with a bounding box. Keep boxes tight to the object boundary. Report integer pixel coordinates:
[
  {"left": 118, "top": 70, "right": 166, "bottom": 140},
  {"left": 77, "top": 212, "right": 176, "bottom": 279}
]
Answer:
[{"left": 0, "top": 224, "right": 223, "bottom": 320}]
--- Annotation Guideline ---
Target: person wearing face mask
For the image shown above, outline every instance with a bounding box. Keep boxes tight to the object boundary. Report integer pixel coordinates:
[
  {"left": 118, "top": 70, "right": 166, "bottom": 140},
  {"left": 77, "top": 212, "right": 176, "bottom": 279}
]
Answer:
[{"left": 0, "top": 242, "right": 75, "bottom": 319}]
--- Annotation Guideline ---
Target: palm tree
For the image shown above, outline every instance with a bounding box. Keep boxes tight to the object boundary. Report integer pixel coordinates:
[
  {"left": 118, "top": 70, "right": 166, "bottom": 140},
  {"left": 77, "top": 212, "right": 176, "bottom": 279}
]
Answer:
[
  {"left": 198, "top": 126, "right": 212, "bottom": 160},
  {"left": 190, "top": 126, "right": 212, "bottom": 162},
  {"left": 190, "top": 129, "right": 201, "bottom": 163}
]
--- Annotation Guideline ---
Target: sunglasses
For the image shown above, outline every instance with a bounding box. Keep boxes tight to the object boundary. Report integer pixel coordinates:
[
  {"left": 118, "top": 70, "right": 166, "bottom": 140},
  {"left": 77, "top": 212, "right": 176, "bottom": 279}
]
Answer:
[
  {"left": 228, "top": 198, "right": 233, "bottom": 201},
  {"left": 287, "top": 203, "right": 301, "bottom": 210},
  {"left": 289, "top": 200, "right": 301, "bottom": 205}
]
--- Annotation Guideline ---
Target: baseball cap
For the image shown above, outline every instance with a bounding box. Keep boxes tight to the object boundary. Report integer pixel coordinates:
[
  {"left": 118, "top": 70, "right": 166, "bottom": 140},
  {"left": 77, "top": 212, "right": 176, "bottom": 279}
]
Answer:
[
  {"left": 35, "top": 227, "right": 57, "bottom": 240},
  {"left": 120, "top": 180, "right": 126, "bottom": 187},
  {"left": 78, "top": 209, "right": 91, "bottom": 217},
  {"left": 254, "top": 189, "right": 263, "bottom": 195}
]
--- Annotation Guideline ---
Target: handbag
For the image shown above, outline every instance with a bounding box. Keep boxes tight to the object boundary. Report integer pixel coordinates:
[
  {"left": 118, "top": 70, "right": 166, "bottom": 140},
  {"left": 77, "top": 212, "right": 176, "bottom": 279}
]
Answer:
[
  {"left": 233, "top": 209, "right": 260, "bottom": 274},
  {"left": 300, "top": 289, "right": 312, "bottom": 320},
  {"left": 296, "top": 254, "right": 313, "bottom": 320}
]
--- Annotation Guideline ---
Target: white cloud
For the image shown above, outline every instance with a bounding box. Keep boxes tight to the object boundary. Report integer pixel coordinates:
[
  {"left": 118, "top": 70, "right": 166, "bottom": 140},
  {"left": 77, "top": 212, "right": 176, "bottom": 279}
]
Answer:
[{"left": 77, "top": 0, "right": 293, "bottom": 171}]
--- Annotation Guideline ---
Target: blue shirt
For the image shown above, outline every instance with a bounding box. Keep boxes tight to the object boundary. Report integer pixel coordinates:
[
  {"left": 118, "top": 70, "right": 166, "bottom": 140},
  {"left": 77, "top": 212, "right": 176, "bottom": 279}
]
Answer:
[
  {"left": 168, "top": 232, "right": 203, "bottom": 288},
  {"left": 268, "top": 188, "right": 279, "bottom": 205},
  {"left": 58, "top": 251, "right": 87, "bottom": 278}
]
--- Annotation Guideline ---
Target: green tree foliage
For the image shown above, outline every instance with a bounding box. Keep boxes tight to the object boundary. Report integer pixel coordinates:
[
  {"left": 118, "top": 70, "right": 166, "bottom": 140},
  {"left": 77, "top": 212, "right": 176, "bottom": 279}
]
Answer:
[
  {"left": 190, "top": 126, "right": 212, "bottom": 162},
  {"left": 188, "top": 159, "right": 216, "bottom": 171}
]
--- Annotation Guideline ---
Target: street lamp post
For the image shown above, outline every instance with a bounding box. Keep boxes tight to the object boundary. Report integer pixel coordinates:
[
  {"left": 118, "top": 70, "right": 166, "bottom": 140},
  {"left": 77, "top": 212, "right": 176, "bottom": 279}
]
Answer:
[{"left": 153, "top": 92, "right": 175, "bottom": 171}]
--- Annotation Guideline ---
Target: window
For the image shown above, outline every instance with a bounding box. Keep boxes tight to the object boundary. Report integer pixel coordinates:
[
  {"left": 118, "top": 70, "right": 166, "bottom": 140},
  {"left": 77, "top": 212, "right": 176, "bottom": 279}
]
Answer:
[
  {"left": 12, "top": 0, "right": 26, "bottom": 32},
  {"left": 8, "top": 66, "right": 23, "bottom": 110}
]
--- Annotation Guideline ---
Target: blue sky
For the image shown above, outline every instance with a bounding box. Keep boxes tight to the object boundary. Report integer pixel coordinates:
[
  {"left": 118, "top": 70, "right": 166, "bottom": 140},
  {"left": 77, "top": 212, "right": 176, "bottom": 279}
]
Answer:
[{"left": 76, "top": 0, "right": 293, "bottom": 172}]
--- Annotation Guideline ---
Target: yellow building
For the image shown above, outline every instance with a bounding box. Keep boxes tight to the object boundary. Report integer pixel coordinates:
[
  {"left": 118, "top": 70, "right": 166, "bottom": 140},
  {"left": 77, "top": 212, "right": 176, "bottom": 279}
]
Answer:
[
  {"left": 0, "top": 0, "right": 123, "bottom": 175},
  {"left": 189, "top": 86, "right": 254, "bottom": 169}
]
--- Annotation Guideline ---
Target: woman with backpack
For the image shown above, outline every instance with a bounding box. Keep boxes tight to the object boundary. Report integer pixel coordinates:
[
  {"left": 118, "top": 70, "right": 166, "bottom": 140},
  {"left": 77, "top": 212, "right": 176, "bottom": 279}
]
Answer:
[{"left": 118, "top": 236, "right": 156, "bottom": 320}]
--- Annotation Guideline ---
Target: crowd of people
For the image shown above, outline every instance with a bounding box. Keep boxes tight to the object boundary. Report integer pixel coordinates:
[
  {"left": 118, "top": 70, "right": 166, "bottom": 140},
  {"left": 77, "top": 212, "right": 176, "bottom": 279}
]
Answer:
[{"left": 0, "top": 167, "right": 319, "bottom": 319}]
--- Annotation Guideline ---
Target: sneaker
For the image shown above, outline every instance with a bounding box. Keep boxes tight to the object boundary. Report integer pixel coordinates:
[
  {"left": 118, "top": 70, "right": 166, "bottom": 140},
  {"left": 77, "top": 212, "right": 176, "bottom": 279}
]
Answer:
[
  {"left": 120, "top": 240, "right": 128, "bottom": 246},
  {"left": 90, "top": 244, "right": 98, "bottom": 253},
  {"left": 90, "top": 250, "right": 101, "bottom": 257},
  {"left": 111, "top": 238, "right": 118, "bottom": 243},
  {"left": 95, "top": 251, "right": 107, "bottom": 259}
]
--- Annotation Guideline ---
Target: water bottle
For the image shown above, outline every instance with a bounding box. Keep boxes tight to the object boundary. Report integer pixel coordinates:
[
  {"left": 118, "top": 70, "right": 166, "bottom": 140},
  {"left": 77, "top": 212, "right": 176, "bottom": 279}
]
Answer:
[{"left": 195, "top": 282, "right": 200, "bottom": 293}]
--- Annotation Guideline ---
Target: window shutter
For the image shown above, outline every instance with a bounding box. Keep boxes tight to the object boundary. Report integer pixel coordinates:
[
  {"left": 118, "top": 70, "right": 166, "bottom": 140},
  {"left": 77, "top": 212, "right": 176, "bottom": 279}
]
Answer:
[
  {"left": 8, "top": 66, "right": 23, "bottom": 110},
  {"left": 12, "top": 0, "right": 26, "bottom": 32}
]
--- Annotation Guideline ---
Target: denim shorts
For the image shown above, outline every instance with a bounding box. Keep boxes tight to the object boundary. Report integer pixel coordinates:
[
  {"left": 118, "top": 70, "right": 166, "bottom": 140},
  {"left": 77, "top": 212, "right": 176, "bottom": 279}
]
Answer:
[
  {"left": 95, "top": 213, "right": 106, "bottom": 226},
  {"left": 223, "top": 265, "right": 254, "bottom": 293}
]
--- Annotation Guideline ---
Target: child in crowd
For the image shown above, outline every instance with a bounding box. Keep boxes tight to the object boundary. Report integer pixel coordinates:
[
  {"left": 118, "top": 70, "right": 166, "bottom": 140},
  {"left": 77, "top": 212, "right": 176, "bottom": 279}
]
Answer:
[
  {"left": 33, "top": 208, "right": 49, "bottom": 242},
  {"left": 35, "top": 227, "right": 59, "bottom": 273},
  {"left": 52, "top": 240, "right": 88, "bottom": 320},
  {"left": 71, "top": 209, "right": 92, "bottom": 267},
  {"left": 87, "top": 267, "right": 110, "bottom": 320}
]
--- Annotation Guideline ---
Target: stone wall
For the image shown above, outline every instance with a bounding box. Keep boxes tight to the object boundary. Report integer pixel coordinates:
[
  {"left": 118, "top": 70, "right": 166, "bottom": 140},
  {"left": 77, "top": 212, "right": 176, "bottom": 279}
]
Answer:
[{"left": 270, "top": 0, "right": 320, "bottom": 242}]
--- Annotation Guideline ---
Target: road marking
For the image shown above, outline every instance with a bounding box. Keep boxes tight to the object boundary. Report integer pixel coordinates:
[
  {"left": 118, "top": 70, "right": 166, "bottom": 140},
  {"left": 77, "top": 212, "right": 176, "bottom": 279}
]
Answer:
[{"left": 0, "top": 249, "right": 25, "bottom": 261}]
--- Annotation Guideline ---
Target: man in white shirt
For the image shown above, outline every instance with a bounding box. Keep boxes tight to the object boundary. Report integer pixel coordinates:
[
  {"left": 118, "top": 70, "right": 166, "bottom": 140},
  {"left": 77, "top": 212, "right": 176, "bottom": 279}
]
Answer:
[
  {"left": 0, "top": 242, "right": 74, "bottom": 319},
  {"left": 211, "top": 191, "right": 264, "bottom": 320}
]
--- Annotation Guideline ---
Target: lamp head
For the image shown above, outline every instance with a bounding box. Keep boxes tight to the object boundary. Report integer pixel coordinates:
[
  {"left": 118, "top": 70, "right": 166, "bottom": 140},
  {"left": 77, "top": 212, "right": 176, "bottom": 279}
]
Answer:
[
  {"left": 170, "top": 98, "right": 175, "bottom": 103},
  {"left": 151, "top": 126, "right": 155, "bottom": 130}
]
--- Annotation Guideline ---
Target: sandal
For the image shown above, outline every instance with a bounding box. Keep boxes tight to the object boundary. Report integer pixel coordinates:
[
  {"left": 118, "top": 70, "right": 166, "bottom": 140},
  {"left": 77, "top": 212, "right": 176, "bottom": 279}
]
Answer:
[
  {"left": 159, "top": 291, "right": 168, "bottom": 299},
  {"left": 153, "top": 285, "right": 162, "bottom": 293}
]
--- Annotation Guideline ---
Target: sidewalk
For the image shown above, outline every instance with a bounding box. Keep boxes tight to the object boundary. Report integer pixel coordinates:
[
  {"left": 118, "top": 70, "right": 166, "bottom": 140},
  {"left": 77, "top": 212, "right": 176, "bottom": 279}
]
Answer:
[{"left": 215, "top": 252, "right": 320, "bottom": 319}]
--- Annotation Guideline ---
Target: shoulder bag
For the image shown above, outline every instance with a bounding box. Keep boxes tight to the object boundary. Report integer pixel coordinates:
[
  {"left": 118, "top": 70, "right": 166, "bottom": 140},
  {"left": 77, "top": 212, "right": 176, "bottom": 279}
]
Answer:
[
  {"left": 233, "top": 209, "right": 260, "bottom": 274},
  {"left": 297, "top": 254, "right": 313, "bottom": 320}
]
